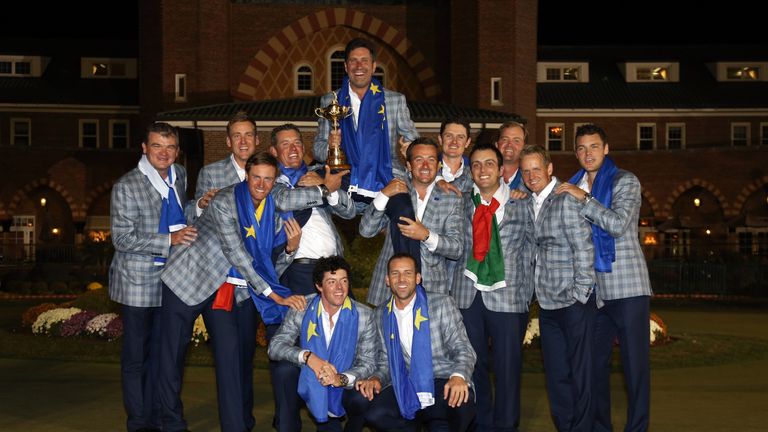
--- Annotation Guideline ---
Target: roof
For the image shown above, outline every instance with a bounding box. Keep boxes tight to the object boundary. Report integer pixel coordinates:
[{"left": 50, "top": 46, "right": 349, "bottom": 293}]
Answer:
[
  {"left": 156, "top": 96, "right": 517, "bottom": 123},
  {"left": 537, "top": 45, "right": 768, "bottom": 109}
]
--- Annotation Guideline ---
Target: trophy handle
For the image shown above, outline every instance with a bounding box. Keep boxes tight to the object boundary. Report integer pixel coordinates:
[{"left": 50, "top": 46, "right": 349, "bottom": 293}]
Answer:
[{"left": 314, "top": 107, "right": 324, "bottom": 117}]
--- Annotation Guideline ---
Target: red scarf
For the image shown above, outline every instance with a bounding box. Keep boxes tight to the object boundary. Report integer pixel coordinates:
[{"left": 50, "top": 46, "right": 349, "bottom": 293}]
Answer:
[{"left": 472, "top": 197, "right": 499, "bottom": 261}]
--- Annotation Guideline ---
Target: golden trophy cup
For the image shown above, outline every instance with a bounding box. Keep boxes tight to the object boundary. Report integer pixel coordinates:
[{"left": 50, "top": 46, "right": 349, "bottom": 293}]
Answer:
[{"left": 315, "top": 91, "right": 353, "bottom": 171}]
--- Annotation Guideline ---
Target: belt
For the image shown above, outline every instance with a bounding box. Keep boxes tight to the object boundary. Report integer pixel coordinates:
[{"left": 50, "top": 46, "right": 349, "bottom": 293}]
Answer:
[{"left": 293, "top": 258, "right": 319, "bottom": 265}]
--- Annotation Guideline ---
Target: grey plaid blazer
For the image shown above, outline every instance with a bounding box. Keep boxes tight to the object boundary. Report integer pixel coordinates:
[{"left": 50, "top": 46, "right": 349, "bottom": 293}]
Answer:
[
  {"left": 580, "top": 170, "right": 652, "bottom": 304},
  {"left": 161, "top": 184, "right": 290, "bottom": 306},
  {"left": 371, "top": 292, "right": 476, "bottom": 387},
  {"left": 527, "top": 180, "right": 595, "bottom": 310},
  {"left": 109, "top": 165, "right": 187, "bottom": 307},
  {"left": 184, "top": 157, "right": 241, "bottom": 223},
  {"left": 360, "top": 185, "right": 464, "bottom": 306},
  {"left": 451, "top": 191, "right": 534, "bottom": 313},
  {"left": 313, "top": 89, "right": 419, "bottom": 180},
  {"left": 267, "top": 294, "right": 378, "bottom": 384},
  {"left": 272, "top": 172, "right": 356, "bottom": 257}
]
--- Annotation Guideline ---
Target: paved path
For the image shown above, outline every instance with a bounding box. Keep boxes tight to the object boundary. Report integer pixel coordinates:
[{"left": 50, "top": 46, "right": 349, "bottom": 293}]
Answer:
[{"left": 1, "top": 306, "right": 766, "bottom": 431}]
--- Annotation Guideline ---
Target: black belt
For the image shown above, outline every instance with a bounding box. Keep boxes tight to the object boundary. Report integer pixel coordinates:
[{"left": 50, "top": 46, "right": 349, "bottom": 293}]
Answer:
[{"left": 293, "top": 258, "right": 319, "bottom": 265}]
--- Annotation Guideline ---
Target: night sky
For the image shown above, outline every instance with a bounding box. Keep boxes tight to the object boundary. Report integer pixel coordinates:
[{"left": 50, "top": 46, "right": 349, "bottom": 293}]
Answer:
[{"left": 2, "top": 1, "right": 765, "bottom": 44}]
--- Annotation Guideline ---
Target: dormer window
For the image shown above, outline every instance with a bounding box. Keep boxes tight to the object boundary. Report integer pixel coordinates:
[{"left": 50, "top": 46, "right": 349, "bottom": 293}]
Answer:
[
  {"left": 537, "top": 62, "right": 589, "bottom": 83},
  {"left": 81, "top": 58, "right": 137, "bottom": 79},
  {"left": 714, "top": 62, "right": 767, "bottom": 81},
  {"left": 0, "top": 55, "right": 49, "bottom": 77},
  {"left": 726, "top": 66, "right": 759, "bottom": 80},
  {"left": 623, "top": 62, "right": 679, "bottom": 82}
]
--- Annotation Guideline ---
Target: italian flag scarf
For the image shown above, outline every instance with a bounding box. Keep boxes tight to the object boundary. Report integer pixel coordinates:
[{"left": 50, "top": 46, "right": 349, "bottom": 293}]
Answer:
[{"left": 464, "top": 192, "right": 506, "bottom": 291}]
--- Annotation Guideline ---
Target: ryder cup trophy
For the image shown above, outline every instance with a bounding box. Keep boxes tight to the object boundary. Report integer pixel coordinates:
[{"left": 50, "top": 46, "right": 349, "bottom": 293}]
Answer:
[{"left": 315, "top": 91, "right": 352, "bottom": 171}]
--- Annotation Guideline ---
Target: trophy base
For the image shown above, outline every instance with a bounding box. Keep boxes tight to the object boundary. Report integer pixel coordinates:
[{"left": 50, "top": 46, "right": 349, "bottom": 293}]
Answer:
[{"left": 328, "top": 163, "right": 351, "bottom": 173}]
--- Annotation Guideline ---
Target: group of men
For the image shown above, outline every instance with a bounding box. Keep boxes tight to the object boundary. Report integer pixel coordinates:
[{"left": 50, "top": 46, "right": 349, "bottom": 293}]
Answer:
[{"left": 110, "top": 37, "right": 652, "bottom": 432}]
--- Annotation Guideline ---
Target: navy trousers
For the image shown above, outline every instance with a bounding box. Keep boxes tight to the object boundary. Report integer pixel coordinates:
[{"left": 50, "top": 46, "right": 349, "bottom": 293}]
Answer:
[
  {"left": 120, "top": 304, "right": 162, "bottom": 432},
  {"left": 159, "top": 284, "right": 244, "bottom": 432},
  {"left": 237, "top": 298, "right": 258, "bottom": 431},
  {"left": 539, "top": 294, "right": 596, "bottom": 432},
  {"left": 280, "top": 261, "right": 318, "bottom": 296},
  {"left": 460, "top": 295, "right": 528, "bottom": 432},
  {"left": 593, "top": 295, "right": 650, "bottom": 432},
  {"left": 365, "top": 378, "right": 476, "bottom": 432}
]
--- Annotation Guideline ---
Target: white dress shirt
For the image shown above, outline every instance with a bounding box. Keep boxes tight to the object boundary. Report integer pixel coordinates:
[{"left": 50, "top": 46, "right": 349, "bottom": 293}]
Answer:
[
  {"left": 532, "top": 177, "right": 558, "bottom": 221},
  {"left": 349, "top": 83, "right": 362, "bottom": 128}
]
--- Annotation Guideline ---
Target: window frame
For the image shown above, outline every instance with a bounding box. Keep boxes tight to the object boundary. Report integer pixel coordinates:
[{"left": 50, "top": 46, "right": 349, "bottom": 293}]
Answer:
[
  {"left": 760, "top": 122, "right": 768, "bottom": 146},
  {"left": 10, "top": 118, "right": 31, "bottom": 146},
  {"left": 175, "top": 73, "right": 187, "bottom": 102},
  {"left": 545, "top": 123, "right": 565, "bottom": 152},
  {"left": 79, "top": 119, "right": 100, "bottom": 149},
  {"left": 537, "top": 62, "right": 590, "bottom": 83},
  {"left": 294, "top": 63, "right": 314, "bottom": 94},
  {"left": 624, "top": 62, "right": 680, "bottom": 82},
  {"left": 665, "top": 123, "right": 686, "bottom": 150},
  {"left": 327, "top": 46, "right": 346, "bottom": 92},
  {"left": 731, "top": 122, "right": 751, "bottom": 146},
  {"left": 109, "top": 119, "right": 130, "bottom": 149},
  {"left": 637, "top": 123, "right": 657, "bottom": 150},
  {"left": 491, "top": 77, "right": 502, "bottom": 106}
]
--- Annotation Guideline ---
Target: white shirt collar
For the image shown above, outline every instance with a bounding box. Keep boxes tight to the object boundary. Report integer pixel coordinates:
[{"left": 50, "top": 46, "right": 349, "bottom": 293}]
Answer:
[
  {"left": 472, "top": 180, "right": 509, "bottom": 223},
  {"left": 230, "top": 154, "right": 246, "bottom": 182},
  {"left": 532, "top": 177, "right": 558, "bottom": 204},
  {"left": 440, "top": 158, "right": 464, "bottom": 183}
]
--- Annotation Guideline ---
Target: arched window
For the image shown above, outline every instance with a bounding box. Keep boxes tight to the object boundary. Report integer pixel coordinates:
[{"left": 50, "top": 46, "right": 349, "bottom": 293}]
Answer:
[
  {"left": 295, "top": 64, "right": 313, "bottom": 93},
  {"left": 373, "top": 65, "right": 385, "bottom": 87},
  {"left": 329, "top": 50, "right": 346, "bottom": 91}
]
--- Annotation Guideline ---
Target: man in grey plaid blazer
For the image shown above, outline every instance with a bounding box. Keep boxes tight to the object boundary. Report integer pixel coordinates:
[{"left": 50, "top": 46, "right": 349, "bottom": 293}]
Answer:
[
  {"left": 451, "top": 144, "right": 533, "bottom": 432},
  {"left": 313, "top": 38, "right": 418, "bottom": 211},
  {"left": 268, "top": 256, "right": 377, "bottom": 432},
  {"left": 556, "top": 124, "right": 652, "bottom": 432},
  {"left": 159, "top": 153, "right": 305, "bottom": 432},
  {"left": 521, "top": 145, "right": 596, "bottom": 432},
  {"left": 359, "top": 138, "right": 464, "bottom": 306},
  {"left": 109, "top": 123, "right": 198, "bottom": 432},
  {"left": 181, "top": 111, "right": 262, "bottom": 430},
  {"left": 354, "top": 254, "right": 477, "bottom": 431}
]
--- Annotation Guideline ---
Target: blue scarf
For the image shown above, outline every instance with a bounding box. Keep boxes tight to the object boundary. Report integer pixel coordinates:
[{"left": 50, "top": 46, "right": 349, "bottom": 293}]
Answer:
[
  {"left": 336, "top": 76, "right": 391, "bottom": 195},
  {"left": 230, "top": 181, "right": 292, "bottom": 324},
  {"left": 298, "top": 295, "right": 359, "bottom": 422},
  {"left": 508, "top": 169, "right": 523, "bottom": 191},
  {"left": 155, "top": 169, "right": 186, "bottom": 266},
  {"left": 568, "top": 156, "right": 618, "bottom": 272},
  {"left": 279, "top": 162, "right": 307, "bottom": 187},
  {"left": 383, "top": 284, "right": 434, "bottom": 420}
]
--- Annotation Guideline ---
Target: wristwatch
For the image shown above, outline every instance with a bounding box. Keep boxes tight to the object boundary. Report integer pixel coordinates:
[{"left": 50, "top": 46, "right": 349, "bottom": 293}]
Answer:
[
  {"left": 335, "top": 373, "right": 349, "bottom": 388},
  {"left": 422, "top": 230, "right": 431, "bottom": 242},
  {"left": 318, "top": 184, "right": 330, "bottom": 199},
  {"left": 583, "top": 192, "right": 594, "bottom": 204}
]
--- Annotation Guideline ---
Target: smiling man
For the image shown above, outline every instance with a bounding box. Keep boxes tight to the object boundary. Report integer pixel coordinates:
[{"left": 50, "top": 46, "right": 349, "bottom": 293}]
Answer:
[
  {"left": 494, "top": 119, "right": 529, "bottom": 191},
  {"left": 268, "top": 256, "right": 377, "bottom": 432},
  {"left": 359, "top": 137, "right": 464, "bottom": 306},
  {"left": 436, "top": 117, "right": 474, "bottom": 193}
]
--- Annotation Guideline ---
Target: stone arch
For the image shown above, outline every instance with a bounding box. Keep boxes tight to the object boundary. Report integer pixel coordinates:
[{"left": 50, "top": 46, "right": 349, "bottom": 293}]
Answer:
[
  {"left": 82, "top": 181, "right": 115, "bottom": 216},
  {"left": 732, "top": 175, "right": 768, "bottom": 216},
  {"left": 8, "top": 178, "right": 80, "bottom": 220},
  {"left": 662, "top": 178, "right": 731, "bottom": 218},
  {"left": 641, "top": 189, "right": 660, "bottom": 219},
  {"left": 235, "top": 8, "right": 441, "bottom": 100}
]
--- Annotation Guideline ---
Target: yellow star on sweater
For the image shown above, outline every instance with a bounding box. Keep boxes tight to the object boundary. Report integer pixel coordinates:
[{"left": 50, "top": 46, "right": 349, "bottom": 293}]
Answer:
[
  {"left": 306, "top": 320, "right": 319, "bottom": 343},
  {"left": 414, "top": 307, "right": 429, "bottom": 331},
  {"left": 244, "top": 225, "right": 256, "bottom": 239},
  {"left": 369, "top": 83, "right": 381, "bottom": 95}
]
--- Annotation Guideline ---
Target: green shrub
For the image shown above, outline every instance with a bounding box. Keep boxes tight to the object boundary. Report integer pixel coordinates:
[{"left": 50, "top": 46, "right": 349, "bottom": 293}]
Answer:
[{"left": 69, "top": 288, "right": 120, "bottom": 314}]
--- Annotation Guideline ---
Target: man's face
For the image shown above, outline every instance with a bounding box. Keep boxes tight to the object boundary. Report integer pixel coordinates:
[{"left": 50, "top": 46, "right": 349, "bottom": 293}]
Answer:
[
  {"left": 246, "top": 164, "right": 278, "bottom": 204},
  {"left": 385, "top": 257, "right": 422, "bottom": 304},
  {"left": 438, "top": 123, "right": 471, "bottom": 159},
  {"left": 270, "top": 129, "right": 305, "bottom": 169},
  {"left": 344, "top": 47, "right": 376, "bottom": 91},
  {"left": 495, "top": 125, "right": 525, "bottom": 164},
  {"left": 142, "top": 132, "right": 179, "bottom": 176},
  {"left": 226, "top": 121, "right": 258, "bottom": 165},
  {"left": 406, "top": 144, "right": 439, "bottom": 187},
  {"left": 470, "top": 149, "right": 502, "bottom": 193},
  {"left": 521, "top": 153, "right": 553, "bottom": 194},
  {"left": 316, "top": 268, "right": 350, "bottom": 311},
  {"left": 575, "top": 133, "right": 609, "bottom": 174}
]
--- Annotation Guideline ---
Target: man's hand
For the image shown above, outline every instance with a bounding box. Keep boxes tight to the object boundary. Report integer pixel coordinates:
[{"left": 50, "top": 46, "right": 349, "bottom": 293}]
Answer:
[
  {"left": 398, "top": 136, "right": 411, "bottom": 160},
  {"left": 197, "top": 188, "right": 219, "bottom": 209},
  {"left": 397, "top": 216, "right": 429, "bottom": 241},
  {"left": 355, "top": 376, "right": 382, "bottom": 401},
  {"left": 322, "top": 165, "right": 350, "bottom": 193},
  {"left": 380, "top": 178, "right": 408, "bottom": 198},
  {"left": 555, "top": 183, "right": 587, "bottom": 201},
  {"left": 297, "top": 171, "right": 323, "bottom": 187},
  {"left": 283, "top": 218, "right": 302, "bottom": 253},
  {"left": 170, "top": 226, "right": 198, "bottom": 246},
  {"left": 308, "top": 355, "right": 339, "bottom": 386},
  {"left": 270, "top": 293, "right": 306, "bottom": 311},
  {"left": 328, "top": 129, "right": 342, "bottom": 149},
  {"left": 509, "top": 189, "right": 528, "bottom": 200},
  {"left": 436, "top": 179, "right": 462, "bottom": 197},
  {"left": 443, "top": 376, "right": 470, "bottom": 408}
]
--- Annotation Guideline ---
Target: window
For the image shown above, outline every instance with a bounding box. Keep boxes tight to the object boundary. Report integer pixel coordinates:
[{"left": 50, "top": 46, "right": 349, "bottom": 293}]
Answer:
[
  {"left": 14, "top": 62, "right": 31, "bottom": 75},
  {"left": 637, "top": 124, "right": 656, "bottom": 150},
  {"left": 80, "top": 58, "right": 136, "bottom": 78},
  {"left": 666, "top": 123, "right": 685, "bottom": 150},
  {"left": 739, "top": 232, "right": 753, "bottom": 255},
  {"left": 79, "top": 120, "right": 99, "bottom": 149},
  {"left": 726, "top": 66, "right": 759, "bottom": 80},
  {"left": 175, "top": 74, "right": 187, "bottom": 102},
  {"left": 11, "top": 119, "right": 31, "bottom": 146},
  {"left": 546, "top": 123, "right": 564, "bottom": 151},
  {"left": 373, "top": 65, "right": 385, "bottom": 87},
  {"left": 760, "top": 122, "right": 768, "bottom": 146},
  {"left": 110, "top": 120, "right": 129, "bottom": 149},
  {"left": 0, "top": 61, "right": 11, "bottom": 74},
  {"left": 623, "top": 62, "right": 679, "bottom": 82},
  {"left": 715, "top": 62, "right": 767, "bottom": 81},
  {"left": 731, "top": 123, "right": 750, "bottom": 146},
  {"left": 295, "top": 65, "right": 312, "bottom": 93},
  {"left": 537, "top": 62, "right": 589, "bottom": 82},
  {"left": 329, "top": 50, "right": 346, "bottom": 91},
  {"left": 0, "top": 56, "right": 48, "bottom": 77},
  {"left": 491, "top": 77, "right": 502, "bottom": 106}
]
